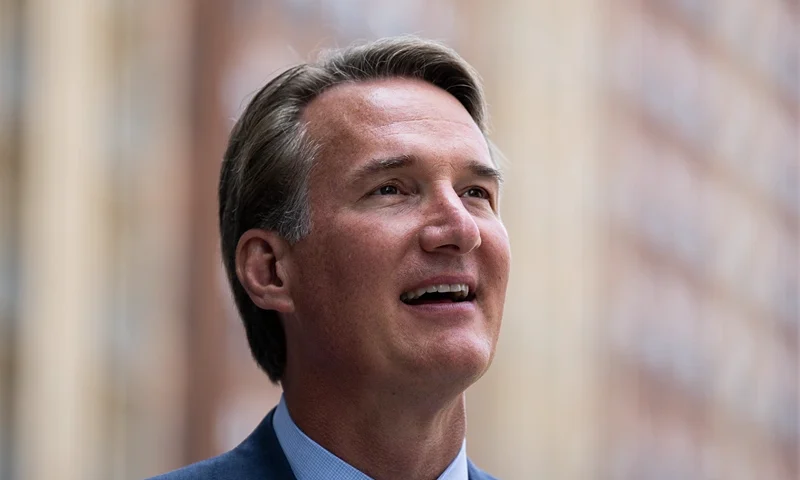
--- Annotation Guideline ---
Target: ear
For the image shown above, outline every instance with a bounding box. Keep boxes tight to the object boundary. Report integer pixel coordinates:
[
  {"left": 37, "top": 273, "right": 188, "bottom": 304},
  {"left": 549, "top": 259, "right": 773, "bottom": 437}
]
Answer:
[{"left": 235, "top": 229, "right": 295, "bottom": 313}]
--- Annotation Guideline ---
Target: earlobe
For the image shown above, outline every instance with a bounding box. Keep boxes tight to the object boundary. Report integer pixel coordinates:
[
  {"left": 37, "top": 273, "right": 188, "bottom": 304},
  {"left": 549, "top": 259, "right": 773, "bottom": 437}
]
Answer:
[{"left": 235, "top": 229, "right": 295, "bottom": 313}]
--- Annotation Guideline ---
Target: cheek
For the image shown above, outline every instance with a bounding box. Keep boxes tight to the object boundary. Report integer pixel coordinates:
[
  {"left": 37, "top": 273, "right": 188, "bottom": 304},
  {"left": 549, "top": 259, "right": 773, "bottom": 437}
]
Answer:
[
  {"left": 477, "top": 226, "right": 511, "bottom": 329},
  {"left": 481, "top": 223, "right": 512, "bottom": 282},
  {"left": 289, "top": 217, "right": 414, "bottom": 357},
  {"left": 333, "top": 223, "right": 392, "bottom": 269},
  {"left": 302, "top": 215, "right": 413, "bottom": 295}
]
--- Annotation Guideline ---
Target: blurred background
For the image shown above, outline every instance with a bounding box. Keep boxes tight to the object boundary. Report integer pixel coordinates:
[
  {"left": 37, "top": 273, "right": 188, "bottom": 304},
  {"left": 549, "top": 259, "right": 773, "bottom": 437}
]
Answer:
[{"left": 0, "top": 0, "right": 797, "bottom": 479}]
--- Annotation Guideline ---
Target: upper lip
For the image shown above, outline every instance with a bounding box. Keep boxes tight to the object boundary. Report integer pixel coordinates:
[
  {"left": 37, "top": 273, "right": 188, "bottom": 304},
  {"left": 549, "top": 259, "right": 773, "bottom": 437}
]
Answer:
[{"left": 400, "top": 275, "right": 477, "bottom": 297}]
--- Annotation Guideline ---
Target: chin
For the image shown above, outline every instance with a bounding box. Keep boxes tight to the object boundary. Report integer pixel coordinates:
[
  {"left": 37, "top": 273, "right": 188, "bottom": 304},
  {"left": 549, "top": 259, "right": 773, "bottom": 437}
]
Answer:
[{"left": 407, "top": 333, "right": 495, "bottom": 390}]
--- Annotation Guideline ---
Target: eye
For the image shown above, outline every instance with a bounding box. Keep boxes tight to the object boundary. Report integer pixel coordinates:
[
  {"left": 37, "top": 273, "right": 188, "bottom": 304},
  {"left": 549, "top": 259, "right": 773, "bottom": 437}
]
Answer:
[
  {"left": 372, "top": 184, "right": 401, "bottom": 195},
  {"left": 462, "top": 187, "right": 489, "bottom": 199}
]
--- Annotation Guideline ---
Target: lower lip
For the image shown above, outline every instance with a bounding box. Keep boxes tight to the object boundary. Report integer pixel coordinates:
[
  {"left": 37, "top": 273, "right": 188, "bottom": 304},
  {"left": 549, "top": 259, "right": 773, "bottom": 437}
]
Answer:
[{"left": 400, "top": 300, "right": 477, "bottom": 319}]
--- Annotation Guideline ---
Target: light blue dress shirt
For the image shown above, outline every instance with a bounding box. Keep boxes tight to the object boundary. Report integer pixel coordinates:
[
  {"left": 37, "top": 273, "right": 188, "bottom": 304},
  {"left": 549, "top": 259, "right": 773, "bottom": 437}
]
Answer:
[{"left": 273, "top": 396, "right": 468, "bottom": 480}]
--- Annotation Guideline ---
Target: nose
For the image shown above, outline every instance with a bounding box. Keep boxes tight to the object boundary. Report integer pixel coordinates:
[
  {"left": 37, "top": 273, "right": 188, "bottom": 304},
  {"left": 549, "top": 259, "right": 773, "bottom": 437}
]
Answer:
[{"left": 418, "top": 188, "right": 481, "bottom": 255}]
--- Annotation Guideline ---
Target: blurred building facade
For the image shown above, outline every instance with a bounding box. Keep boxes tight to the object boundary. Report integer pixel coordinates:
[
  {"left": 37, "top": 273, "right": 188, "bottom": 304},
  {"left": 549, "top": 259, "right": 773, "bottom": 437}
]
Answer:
[
  {"left": 0, "top": 0, "right": 797, "bottom": 479},
  {"left": 599, "top": 0, "right": 798, "bottom": 478}
]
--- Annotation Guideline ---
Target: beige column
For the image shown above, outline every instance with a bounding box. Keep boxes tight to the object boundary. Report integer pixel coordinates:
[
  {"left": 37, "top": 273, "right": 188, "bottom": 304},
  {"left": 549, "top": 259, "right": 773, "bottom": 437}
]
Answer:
[
  {"left": 465, "top": 0, "right": 604, "bottom": 478},
  {"left": 120, "top": 3, "right": 193, "bottom": 476},
  {"left": 15, "top": 1, "right": 111, "bottom": 479}
]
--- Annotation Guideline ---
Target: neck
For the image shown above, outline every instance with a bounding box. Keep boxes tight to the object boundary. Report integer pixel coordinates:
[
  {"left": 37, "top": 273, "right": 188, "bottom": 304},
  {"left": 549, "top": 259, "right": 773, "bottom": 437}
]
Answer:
[{"left": 281, "top": 376, "right": 467, "bottom": 480}]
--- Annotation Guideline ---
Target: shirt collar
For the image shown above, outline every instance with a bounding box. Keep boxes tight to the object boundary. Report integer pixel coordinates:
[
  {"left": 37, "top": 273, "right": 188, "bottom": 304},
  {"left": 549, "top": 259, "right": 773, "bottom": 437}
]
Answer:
[{"left": 273, "top": 395, "right": 468, "bottom": 480}]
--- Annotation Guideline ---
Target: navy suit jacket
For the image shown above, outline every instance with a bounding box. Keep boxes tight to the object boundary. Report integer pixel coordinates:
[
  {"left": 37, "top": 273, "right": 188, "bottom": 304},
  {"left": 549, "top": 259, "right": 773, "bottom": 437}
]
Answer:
[{"left": 149, "top": 408, "right": 497, "bottom": 480}]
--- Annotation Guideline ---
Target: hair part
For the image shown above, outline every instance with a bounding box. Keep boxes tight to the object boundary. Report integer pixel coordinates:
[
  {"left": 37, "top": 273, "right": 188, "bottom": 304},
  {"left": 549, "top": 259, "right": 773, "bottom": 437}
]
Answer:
[{"left": 219, "top": 36, "right": 492, "bottom": 383}]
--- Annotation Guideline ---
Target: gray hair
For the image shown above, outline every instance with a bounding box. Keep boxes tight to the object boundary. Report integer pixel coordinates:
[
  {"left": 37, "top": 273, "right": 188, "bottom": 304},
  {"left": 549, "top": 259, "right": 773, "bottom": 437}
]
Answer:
[{"left": 219, "top": 36, "right": 491, "bottom": 382}]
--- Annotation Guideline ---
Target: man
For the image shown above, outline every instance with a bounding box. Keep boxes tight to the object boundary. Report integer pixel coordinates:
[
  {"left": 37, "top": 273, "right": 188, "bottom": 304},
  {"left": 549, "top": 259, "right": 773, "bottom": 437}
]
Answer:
[{"left": 153, "top": 36, "right": 511, "bottom": 480}]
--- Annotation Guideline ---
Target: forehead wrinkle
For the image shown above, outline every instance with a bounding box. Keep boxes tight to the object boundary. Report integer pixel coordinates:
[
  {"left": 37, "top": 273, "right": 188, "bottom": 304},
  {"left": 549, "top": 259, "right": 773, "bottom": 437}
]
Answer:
[
  {"left": 363, "top": 116, "right": 480, "bottom": 135},
  {"left": 375, "top": 122, "right": 491, "bottom": 165}
]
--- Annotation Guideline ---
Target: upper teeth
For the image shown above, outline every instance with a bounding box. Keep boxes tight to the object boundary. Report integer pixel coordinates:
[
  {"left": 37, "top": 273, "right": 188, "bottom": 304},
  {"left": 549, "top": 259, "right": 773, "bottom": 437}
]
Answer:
[{"left": 401, "top": 283, "right": 470, "bottom": 301}]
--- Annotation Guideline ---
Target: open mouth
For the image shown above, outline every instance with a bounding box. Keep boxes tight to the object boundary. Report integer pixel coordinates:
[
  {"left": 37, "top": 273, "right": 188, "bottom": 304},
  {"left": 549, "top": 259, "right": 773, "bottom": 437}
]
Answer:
[{"left": 400, "top": 283, "right": 476, "bottom": 305}]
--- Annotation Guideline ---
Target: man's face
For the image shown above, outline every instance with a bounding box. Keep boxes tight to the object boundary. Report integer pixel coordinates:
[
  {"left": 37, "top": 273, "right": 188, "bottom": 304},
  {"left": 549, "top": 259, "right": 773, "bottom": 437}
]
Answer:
[{"left": 284, "top": 78, "right": 510, "bottom": 391}]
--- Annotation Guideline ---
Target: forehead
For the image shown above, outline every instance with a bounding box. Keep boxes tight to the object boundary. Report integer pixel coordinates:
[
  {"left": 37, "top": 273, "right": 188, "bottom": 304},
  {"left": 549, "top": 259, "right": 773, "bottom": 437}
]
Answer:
[{"left": 302, "top": 78, "right": 490, "bottom": 170}]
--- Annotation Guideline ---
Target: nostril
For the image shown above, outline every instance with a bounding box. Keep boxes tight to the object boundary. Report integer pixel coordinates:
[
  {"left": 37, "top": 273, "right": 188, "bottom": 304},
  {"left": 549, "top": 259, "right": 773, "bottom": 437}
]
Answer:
[{"left": 419, "top": 222, "right": 481, "bottom": 255}]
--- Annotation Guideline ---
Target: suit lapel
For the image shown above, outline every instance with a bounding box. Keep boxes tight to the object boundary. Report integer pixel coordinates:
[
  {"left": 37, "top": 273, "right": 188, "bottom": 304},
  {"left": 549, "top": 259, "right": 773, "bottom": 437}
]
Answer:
[{"left": 233, "top": 408, "right": 297, "bottom": 479}]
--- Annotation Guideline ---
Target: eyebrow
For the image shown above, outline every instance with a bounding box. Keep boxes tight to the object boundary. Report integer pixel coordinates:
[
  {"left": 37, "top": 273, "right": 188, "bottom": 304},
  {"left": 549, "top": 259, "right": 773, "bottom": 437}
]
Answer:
[{"left": 350, "top": 154, "right": 504, "bottom": 185}]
